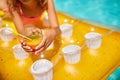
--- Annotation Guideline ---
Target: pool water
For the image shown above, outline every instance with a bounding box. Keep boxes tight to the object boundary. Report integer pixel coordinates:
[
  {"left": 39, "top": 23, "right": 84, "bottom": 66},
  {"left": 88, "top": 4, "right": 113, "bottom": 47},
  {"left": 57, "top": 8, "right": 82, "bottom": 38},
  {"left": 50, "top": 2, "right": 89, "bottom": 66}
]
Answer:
[
  {"left": 107, "top": 66, "right": 120, "bottom": 80},
  {"left": 54, "top": 0, "right": 120, "bottom": 31}
]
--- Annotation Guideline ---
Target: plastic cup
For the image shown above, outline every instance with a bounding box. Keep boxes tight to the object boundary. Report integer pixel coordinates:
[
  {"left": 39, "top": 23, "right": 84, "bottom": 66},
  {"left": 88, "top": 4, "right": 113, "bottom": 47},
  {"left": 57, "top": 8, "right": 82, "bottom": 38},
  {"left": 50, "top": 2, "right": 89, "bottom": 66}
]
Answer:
[
  {"left": 60, "top": 24, "right": 73, "bottom": 38},
  {"left": 25, "top": 34, "right": 42, "bottom": 51},
  {"left": 31, "top": 59, "right": 53, "bottom": 80},
  {"left": 0, "top": 27, "right": 14, "bottom": 41},
  {"left": 24, "top": 24, "right": 36, "bottom": 36},
  {"left": 85, "top": 32, "right": 102, "bottom": 49},
  {"left": 43, "top": 14, "right": 50, "bottom": 27},
  {"left": 12, "top": 44, "right": 29, "bottom": 60},
  {"left": 62, "top": 44, "right": 81, "bottom": 64}
]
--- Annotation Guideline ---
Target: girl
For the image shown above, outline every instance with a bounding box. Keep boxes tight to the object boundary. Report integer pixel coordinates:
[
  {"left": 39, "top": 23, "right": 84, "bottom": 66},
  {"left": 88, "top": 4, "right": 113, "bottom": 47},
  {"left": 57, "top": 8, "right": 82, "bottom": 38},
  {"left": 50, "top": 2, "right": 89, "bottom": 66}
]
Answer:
[
  {"left": 0, "top": 0, "right": 10, "bottom": 18},
  {"left": 0, "top": 0, "right": 8, "bottom": 11},
  {"left": 6, "top": 0, "right": 61, "bottom": 55}
]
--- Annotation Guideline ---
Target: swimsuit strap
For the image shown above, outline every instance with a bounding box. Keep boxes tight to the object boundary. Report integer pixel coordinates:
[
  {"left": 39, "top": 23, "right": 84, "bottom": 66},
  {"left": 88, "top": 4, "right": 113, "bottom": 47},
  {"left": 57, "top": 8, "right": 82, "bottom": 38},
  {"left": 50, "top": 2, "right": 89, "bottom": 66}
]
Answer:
[{"left": 18, "top": 2, "right": 24, "bottom": 16}]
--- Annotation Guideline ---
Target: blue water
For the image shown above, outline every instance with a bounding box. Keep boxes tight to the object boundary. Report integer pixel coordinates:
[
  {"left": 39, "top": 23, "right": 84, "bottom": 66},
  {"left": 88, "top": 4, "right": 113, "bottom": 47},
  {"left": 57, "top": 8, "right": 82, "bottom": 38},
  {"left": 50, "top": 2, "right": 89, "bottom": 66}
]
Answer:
[
  {"left": 107, "top": 66, "right": 120, "bottom": 80},
  {"left": 54, "top": 0, "right": 120, "bottom": 31}
]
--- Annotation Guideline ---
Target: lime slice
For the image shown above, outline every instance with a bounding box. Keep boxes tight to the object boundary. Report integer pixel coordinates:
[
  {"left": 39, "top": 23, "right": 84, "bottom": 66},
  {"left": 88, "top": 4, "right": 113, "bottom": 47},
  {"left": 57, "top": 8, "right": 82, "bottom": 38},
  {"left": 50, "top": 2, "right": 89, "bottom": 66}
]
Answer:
[{"left": 27, "top": 35, "right": 40, "bottom": 40}]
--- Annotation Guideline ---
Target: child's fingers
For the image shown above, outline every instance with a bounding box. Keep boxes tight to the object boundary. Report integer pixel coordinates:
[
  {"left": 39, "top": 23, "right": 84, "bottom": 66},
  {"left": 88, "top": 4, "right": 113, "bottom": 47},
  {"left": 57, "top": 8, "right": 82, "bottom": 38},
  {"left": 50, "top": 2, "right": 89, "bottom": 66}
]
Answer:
[
  {"left": 22, "top": 45, "right": 33, "bottom": 52},
  {"left": 18, "top": 37, "right": 26, "bottom": 46},
  {"left": 32, "top": 28, "right": 42, "bottom": 35},
  {"left": 34, "top": 47, "right": 45, "bottom": 55}
]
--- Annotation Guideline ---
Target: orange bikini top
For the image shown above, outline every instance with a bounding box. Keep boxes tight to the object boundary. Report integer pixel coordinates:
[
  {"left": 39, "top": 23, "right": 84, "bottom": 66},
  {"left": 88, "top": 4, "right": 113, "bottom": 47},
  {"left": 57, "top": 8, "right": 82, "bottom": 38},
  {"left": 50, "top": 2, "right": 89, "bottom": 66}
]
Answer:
[
  {"left": 2, "top": 2, "right": 44, "bottom": 23},
  {"left": 18, "top": 2, "right": 43, "bottom": 23}
]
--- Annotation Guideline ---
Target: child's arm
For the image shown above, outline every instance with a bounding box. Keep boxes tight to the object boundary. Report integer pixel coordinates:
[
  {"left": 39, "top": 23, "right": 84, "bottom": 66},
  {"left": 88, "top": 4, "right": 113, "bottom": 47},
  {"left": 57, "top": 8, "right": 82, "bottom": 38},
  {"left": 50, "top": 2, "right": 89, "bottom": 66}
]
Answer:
[
  {"left": 34, "top": 0, "right": 61, "bottom": 55},
  {"left": 11, "top": 11, "right": 25, "bottom": 35},
  {"left": 47, "top": 0, "right": 61, "bottom": 35},
  {"left": 47, "top": 0, "right": 59, "bottom": 28},
  {"left": 0, "top": 0, "right": 7, "bottom": 10},
  {"left": 11, "top": 11, "right": 35, "bottom": 52}
]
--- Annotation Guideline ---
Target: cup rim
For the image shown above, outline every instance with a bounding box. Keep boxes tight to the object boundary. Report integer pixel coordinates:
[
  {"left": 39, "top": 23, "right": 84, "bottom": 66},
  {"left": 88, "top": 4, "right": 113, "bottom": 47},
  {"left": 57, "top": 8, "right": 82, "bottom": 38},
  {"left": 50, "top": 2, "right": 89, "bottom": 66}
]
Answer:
[
  {"left": 31, "top": 59, "right": 53, "bottom": 74},
  {"left": 60, "top": 23, "right": 72, "bottom": 27},
  {"left": 12, "top": 44, "right": 21, "bottom": 49},
  {"left": 62, "top": 45, "right": 81, "bottom": 55},
  {"left": 0, "top": 27, "right": 13, "bottom": 34},
  {"left": 60, "top": 23, "right": 72, "bottom": 31},
  {"left": 85, "top": 32, "right": 101, "bottom": 39}
]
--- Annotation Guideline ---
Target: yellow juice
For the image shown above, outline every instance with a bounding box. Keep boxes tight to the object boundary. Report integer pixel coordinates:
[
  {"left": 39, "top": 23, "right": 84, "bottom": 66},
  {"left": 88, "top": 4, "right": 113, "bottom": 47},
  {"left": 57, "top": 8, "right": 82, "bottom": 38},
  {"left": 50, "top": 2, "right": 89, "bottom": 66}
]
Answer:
[{"left": 25, "top": 35, "right": 42, "bottom": 50}]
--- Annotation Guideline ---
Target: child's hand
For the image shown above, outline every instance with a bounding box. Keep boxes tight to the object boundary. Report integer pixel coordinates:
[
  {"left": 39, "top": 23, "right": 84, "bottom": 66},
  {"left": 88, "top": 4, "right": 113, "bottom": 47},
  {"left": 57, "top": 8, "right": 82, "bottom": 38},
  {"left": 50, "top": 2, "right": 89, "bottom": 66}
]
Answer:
[
  {"left": 19, "top": 37, "right": 33, "bottom": 52},
  {"left": 34, "top": 27, "right": 61, "bottom": 55},
  {"left": 19, "top": 27, "right": 42, "bottom": 53}
]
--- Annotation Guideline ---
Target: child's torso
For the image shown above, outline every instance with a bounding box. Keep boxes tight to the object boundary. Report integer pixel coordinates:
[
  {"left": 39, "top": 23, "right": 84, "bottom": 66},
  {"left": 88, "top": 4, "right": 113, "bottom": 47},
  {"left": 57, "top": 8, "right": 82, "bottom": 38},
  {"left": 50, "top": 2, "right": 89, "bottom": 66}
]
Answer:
[{"left": 18, "top": 2, "right": 46, "bottom": 29}]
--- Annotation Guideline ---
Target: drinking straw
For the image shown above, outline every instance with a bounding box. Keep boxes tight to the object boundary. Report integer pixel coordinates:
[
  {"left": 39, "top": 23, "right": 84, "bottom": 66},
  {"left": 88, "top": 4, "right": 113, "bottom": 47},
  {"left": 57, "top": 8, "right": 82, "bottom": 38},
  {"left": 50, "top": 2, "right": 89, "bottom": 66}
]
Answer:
[{"left": 7, "top": 29, "right": 32, "bottom": 40}]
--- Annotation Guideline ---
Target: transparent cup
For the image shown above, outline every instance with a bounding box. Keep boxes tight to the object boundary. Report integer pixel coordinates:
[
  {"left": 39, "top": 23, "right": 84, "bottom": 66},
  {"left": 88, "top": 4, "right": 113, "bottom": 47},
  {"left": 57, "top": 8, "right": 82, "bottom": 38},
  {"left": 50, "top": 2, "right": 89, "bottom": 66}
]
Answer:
[
  {"left": 43, "top": 14, "right": 50, "bottom": 27},
  {"left": 31, "top": 59, "right": 53, "bottom": 80},
  {"left": 0, "top": 27, "right": 14, "bottom": 41},
  {"left": 85, "top": 32, "right": 102, "bottom": 49},
  {"left": 60, "top": 23, "right": 73, "bottom": 38},
  {"left": 12, "top": 44, "right": 29, "bottom": 60},
  {"left": 25, "top": 34, "right": 42, "bottom": 52},
  {"left": 62, "top": 44, "right": 81, "bottom": 64}
]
